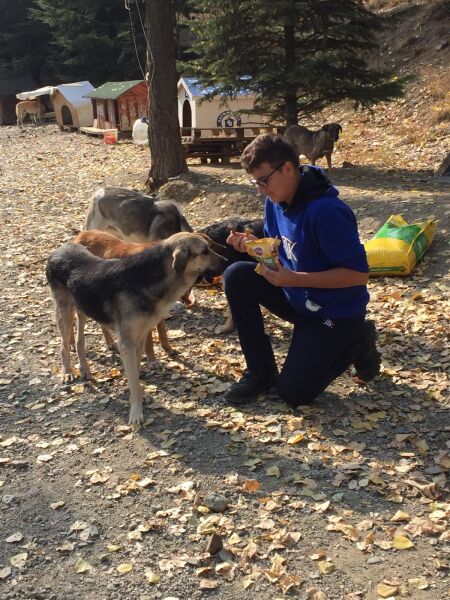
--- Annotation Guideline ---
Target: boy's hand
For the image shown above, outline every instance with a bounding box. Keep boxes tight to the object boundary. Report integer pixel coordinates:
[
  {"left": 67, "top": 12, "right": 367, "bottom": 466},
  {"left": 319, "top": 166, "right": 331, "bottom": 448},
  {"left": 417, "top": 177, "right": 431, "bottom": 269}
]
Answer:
[
  {"left": 260, "top": 260, "right": 301, "bottom": 287},
  {"left": 226, "top": 228, "right": 257, "bottom": 253}
]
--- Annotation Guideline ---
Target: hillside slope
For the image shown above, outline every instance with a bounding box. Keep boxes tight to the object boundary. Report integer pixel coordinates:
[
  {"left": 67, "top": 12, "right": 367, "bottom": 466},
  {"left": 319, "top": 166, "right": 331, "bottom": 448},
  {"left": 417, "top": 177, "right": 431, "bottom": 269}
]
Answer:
[{"left": 317, "top": 0, "right": 450, "bottom": 172}]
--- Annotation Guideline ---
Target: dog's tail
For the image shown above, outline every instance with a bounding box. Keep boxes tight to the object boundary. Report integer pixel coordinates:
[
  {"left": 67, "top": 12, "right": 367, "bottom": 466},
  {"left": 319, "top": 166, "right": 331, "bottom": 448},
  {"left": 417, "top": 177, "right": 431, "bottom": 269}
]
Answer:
[{"left": 85, "top": 188, "right": 105, "bottom": 230}]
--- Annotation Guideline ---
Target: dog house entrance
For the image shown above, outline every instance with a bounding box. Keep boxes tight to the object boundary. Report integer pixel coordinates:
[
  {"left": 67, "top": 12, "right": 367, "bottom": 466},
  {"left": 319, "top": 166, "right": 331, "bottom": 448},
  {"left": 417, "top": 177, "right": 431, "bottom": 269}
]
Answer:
[
  {"left": 61, "top": 104, "right": 73, "bottom": 126},
  {"left": 182, "top": 99, "right": 192, "bottom": 128}
]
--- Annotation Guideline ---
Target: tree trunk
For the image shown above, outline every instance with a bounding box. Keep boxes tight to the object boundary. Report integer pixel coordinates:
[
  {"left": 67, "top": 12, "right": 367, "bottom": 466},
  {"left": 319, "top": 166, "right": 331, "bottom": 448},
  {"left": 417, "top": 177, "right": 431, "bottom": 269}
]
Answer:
[
  {"left": 146, "top": 0, "right": 187, "bottom": 190},
  {"left": 284, "top": 20, "right": 298, "bottom": 126}
]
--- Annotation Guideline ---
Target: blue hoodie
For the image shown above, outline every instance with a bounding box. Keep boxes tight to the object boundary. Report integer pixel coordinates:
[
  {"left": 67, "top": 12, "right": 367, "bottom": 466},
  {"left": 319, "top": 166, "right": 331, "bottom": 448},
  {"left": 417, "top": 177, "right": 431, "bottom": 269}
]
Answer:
[{"left": 264, "top": 166, "right": 369, "bottom": 319}]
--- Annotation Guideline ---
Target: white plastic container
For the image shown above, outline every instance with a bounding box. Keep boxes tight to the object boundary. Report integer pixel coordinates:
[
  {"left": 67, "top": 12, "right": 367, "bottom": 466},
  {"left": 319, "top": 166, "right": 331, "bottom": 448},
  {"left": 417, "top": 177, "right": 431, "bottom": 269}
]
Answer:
[{"left": 132, "top": 117, "right": 149, "bottom": 145}]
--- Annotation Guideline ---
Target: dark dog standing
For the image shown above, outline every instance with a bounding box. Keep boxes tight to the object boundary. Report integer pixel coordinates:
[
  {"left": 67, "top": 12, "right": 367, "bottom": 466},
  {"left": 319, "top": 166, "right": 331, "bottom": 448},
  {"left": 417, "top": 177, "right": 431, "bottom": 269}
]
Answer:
[
  {"left": 284, "top": 123, "right": 342, "bottom": 172},
  {"left": 199, "top": 217, "right": 265, "bottom": 333}
]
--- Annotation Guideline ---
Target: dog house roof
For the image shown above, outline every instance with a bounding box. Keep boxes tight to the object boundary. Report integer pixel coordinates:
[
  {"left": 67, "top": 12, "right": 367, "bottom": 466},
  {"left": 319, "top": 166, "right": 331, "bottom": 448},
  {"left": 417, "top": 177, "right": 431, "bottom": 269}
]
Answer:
[
  {"left": 16, "top": 85, "right": 56, "bottom": 100},
  {"left": 179, "top": 77, "right": 253, "bottom": 99},
  {"left": 84, "top": 80, "right": 145, "bottom": 100},
  {"left": 53, "top": 82, "right": 94, "bottom": 107}
]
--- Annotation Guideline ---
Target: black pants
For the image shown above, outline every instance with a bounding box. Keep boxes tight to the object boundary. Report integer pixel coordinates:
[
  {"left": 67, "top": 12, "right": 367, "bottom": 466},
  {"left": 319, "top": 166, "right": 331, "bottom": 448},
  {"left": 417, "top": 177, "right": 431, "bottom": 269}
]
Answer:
[{"left": 223, "top": 261, "right": 366, "bottom": 407}]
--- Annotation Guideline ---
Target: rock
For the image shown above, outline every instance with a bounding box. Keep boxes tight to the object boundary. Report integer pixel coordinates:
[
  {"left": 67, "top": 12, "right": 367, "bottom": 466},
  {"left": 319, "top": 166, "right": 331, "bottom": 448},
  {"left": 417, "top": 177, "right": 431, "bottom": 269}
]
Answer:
[
  {"left": 342, "top": 161, "right": 357, "bottom": 168},
  {"left": 203, "top": 492, "right": 228, "bottom": 513},
  {"left": 205, "top": 532, "right": 223, "bottom": 555},
  {"left": 157, "top": 179, "right": 200, "bottom": 203}
]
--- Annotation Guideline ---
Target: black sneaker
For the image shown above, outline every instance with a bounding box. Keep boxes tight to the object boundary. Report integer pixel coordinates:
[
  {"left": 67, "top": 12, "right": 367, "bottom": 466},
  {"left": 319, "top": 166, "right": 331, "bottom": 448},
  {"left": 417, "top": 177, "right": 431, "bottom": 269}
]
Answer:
[
  {"left": 351, "top": 320, "right": 381, "bottom": 384},
  {"left": 224, "top": 368, "right": 278, "bottom": 406}
]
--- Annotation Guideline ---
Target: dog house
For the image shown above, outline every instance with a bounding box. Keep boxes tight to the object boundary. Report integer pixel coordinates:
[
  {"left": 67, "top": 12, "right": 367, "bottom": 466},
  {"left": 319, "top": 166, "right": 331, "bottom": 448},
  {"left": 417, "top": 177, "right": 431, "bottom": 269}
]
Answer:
[
  {"left": 0, "top": 75, "right": 35, "bottom": 125},
  {"left": 16, "top": 85, "right": 56, "bottom": 121},
  {"left": 51, "top": 82, "right": 94, "bottom": 130},
  {"left": 82, "top": 80, "right": 148, "bottom": 134},
  {"left": 177, "top": 77, "right": 264, "bottom": 130}
]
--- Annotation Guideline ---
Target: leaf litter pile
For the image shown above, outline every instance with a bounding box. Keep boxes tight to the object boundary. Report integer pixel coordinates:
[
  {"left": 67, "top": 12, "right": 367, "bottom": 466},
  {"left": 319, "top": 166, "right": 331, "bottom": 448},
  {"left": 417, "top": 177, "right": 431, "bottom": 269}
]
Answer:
[{"left": 0, "top": 125, "right": 449, "bottom": 600}]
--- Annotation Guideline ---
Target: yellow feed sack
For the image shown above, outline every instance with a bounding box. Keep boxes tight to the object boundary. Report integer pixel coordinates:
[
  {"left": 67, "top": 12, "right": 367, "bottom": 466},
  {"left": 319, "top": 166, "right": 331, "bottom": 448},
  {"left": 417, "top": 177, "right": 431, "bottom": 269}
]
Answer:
[{"left": 365, "top": 215, "right": 435, "bottom": 276}]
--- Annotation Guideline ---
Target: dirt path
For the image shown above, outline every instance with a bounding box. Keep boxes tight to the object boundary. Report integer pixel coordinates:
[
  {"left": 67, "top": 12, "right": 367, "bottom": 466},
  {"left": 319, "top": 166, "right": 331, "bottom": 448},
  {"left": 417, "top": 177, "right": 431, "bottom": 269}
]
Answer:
[{"left": 0, "top": 125, "right": 449, "bottom": 600}]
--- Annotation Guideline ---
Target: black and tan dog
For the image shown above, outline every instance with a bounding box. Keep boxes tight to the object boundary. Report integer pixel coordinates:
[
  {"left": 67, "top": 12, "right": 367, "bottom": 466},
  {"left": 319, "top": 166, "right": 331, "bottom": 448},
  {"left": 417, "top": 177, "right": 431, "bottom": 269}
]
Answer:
[
  {"left": 199, "top": 217, "right": 265, "bottom": 333},
  {"left": 284, "top": 123, "right": 342, "bottom": 172},
  {"left": 46, "top": 232, "right": 223, "bottom": 424}
]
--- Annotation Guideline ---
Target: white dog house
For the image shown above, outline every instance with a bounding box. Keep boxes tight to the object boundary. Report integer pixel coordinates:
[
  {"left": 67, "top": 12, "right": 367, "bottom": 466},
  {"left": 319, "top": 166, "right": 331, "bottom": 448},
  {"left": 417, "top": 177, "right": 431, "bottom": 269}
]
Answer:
[
  {"left": 51, "top": 82, "right": 94, "bottom": 130},
  {"left": 177, "top": 77, "right": 263, "bottom": 130},
  {"left": 16, "top": 81, "right": 94, "bottom": 129}
]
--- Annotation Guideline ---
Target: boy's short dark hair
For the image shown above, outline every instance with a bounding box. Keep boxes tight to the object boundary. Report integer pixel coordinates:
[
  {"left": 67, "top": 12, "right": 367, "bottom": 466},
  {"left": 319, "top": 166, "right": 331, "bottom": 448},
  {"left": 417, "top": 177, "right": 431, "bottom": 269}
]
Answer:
[{"left": 240, "top": 134, "right": 299, "bottom": 172}]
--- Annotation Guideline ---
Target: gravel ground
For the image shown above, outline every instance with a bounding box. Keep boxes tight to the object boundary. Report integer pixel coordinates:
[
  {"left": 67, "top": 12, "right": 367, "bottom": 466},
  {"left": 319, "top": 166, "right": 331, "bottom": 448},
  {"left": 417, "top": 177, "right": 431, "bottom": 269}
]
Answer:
[{"left": 0, "top": 124, "right": 449, "bottom": 600}]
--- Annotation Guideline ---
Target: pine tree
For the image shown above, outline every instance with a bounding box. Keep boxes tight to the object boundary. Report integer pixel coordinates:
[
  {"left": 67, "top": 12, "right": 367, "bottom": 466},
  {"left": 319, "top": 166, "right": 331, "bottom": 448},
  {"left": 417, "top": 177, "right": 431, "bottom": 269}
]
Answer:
[
  {"left": 30, "top": 0, "right": 146, "bottom": 85},
  {"left": 186, "top": 0, "right": 405, "bottom": 125},
  {"left": 0, "top": 0, "right": 49, "bottom": 83}
]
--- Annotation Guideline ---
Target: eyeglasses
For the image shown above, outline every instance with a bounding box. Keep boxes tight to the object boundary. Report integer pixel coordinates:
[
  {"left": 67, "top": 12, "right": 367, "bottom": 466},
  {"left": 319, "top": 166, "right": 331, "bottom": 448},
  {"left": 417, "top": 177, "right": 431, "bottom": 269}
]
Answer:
[{"left": 250, "top": 162, "right": 285, "bottom": 188}]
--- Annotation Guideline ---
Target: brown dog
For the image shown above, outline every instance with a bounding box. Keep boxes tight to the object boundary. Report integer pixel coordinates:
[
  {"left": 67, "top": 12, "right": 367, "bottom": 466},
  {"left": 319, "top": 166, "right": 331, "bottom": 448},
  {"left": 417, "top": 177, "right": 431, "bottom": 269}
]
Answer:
[
  {"left": 284, "top": 122, "right": 342, "bottom": 172},
  {"left": 73, "top": 230, "right": 178, "bottom": 363},
  {"left": 16, "top": 99, "right": 45, "bottom": 127}
]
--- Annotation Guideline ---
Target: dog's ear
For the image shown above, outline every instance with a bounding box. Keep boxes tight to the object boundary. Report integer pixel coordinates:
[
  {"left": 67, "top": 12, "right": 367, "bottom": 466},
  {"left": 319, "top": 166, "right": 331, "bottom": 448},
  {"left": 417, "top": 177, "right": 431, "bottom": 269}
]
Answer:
[
  {"left": 338, "top": 124, "right": 342, "bottom": 133},
  {"left": 172, "top": 247, "right": 189, "bottom": 275},
  {"left": 322, "top": 123, "right": 330, "bottom": 132}
]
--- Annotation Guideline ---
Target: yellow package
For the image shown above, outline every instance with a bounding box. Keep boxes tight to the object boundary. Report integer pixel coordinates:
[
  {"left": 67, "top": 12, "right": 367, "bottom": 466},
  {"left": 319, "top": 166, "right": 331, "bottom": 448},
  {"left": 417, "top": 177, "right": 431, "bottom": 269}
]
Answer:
[
  {"left": 365, "top": 215, "right": 435, "bottom": 276},
  {"left": 245, "top": 237, "right": 281, "bottom": 274}
]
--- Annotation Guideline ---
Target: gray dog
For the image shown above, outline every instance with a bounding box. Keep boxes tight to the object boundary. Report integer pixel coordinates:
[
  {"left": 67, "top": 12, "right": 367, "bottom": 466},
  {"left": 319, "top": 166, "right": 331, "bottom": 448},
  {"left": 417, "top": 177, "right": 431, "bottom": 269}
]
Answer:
[
  {"left": 85, "top": 187, "right": 192, "bottom": 242},
  {"left": 284, "top": 123, "right": 342, "bottom": 172}
]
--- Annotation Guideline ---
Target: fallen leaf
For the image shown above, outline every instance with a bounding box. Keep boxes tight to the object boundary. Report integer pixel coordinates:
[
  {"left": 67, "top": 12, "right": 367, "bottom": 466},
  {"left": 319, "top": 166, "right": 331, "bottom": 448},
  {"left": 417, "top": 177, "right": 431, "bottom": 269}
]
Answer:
[
  {"left": 199, "top": 578, "right": 219, "bottom": 589},
  {"left": 377, "top": 582, "right": 399, "bottom": 598},
  {"left": 74, "top": 558, "right": 92, "bottom": 573},
  {"left": 117, "top": 563, "right": 133, "bottom": 574},
  {"left": 0, "top": 566, "right": 12, "bottom": 580},
  {"left": 242, "top": 479, "right": 261, "bottom": 492},
  {"left": 266, "top": 465, "right": 281, "bottom": 478},
  {"left": 279, "top": 575, "right": 302, "bottom": 593},
  {"left": 393, "top": 533, "right": 415, "bottom": 549},
  {"left": 317, "top": 560, "right": 335, "bottom": 575},
  {"left": 10, "top": 553, "right": 27, "bottom": 568},
  {"left": 390, "top": 510, "right": 410, "bottom": 523},
  {"left": 5, "top": 532, "right": 23, "bottom": 543},
  {"left": 144, "top": 569, "right": 160, "bottom": 584},
  {"left": 287, "top": 433, "right": 305, "bottom": 445},
  {"left": 408, "top": 576, "right": 429, "bottom": 590}
]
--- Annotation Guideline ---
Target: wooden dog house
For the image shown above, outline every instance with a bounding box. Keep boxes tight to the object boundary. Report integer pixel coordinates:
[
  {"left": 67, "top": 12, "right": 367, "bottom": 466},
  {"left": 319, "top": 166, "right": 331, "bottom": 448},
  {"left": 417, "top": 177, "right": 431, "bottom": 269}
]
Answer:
[
  {"left": 82, "top": 80, "right": 147, "bottom": 134},
  {"left": 51, "top": 82, "right": 94, "bottom": 130}
]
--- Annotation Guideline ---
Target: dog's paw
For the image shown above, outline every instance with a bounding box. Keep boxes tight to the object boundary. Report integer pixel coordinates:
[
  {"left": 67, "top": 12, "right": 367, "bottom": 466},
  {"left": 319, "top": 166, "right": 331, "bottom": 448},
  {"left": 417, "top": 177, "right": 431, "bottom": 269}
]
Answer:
[
  {"left": 61, "top": 372, "right": 74, "bottom": 384},
  {"left": 128, "top": 404, "right": 144, "bottom": 425},
  {"left": 146, "top": 359, "right": 164, "bottom": 371},
  {"left": 215, "top": 322, "right": 235, "bottom": 335},
  {"left": 80, "top": 369, "right": 92, "bottom": 381},
  {"left": 163, "top": 346, "right": 178, "bottom": 357}
]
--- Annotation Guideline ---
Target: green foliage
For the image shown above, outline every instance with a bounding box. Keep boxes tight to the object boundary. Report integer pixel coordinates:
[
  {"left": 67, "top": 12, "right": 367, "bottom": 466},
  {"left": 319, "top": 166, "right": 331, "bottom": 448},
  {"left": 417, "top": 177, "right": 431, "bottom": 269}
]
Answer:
[
  {"left": 30, "top": 0, "right": 146, "bottom": 85},
  {"left": 185, "top": 0, "right": 406, "bottom": 124},
  {"left": 0, "top": 0, "right": 49, "bottom": 83}
]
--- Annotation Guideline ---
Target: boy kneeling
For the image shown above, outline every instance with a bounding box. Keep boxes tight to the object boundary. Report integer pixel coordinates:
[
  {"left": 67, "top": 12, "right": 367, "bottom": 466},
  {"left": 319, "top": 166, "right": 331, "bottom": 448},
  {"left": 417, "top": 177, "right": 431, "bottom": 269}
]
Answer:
[{"left": 224, "top": 135, "right": 380, "bottom": 407}]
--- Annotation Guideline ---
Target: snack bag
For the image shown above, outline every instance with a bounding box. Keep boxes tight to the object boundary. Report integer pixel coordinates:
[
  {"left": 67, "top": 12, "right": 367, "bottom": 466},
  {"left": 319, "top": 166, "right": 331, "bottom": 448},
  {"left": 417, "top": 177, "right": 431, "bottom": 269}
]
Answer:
[
  {"left": 365, "top": 215, "right": 435, "bottom": 276},
  {"left": 245, "top": 237, "right": 281, "bottom": 274}
]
